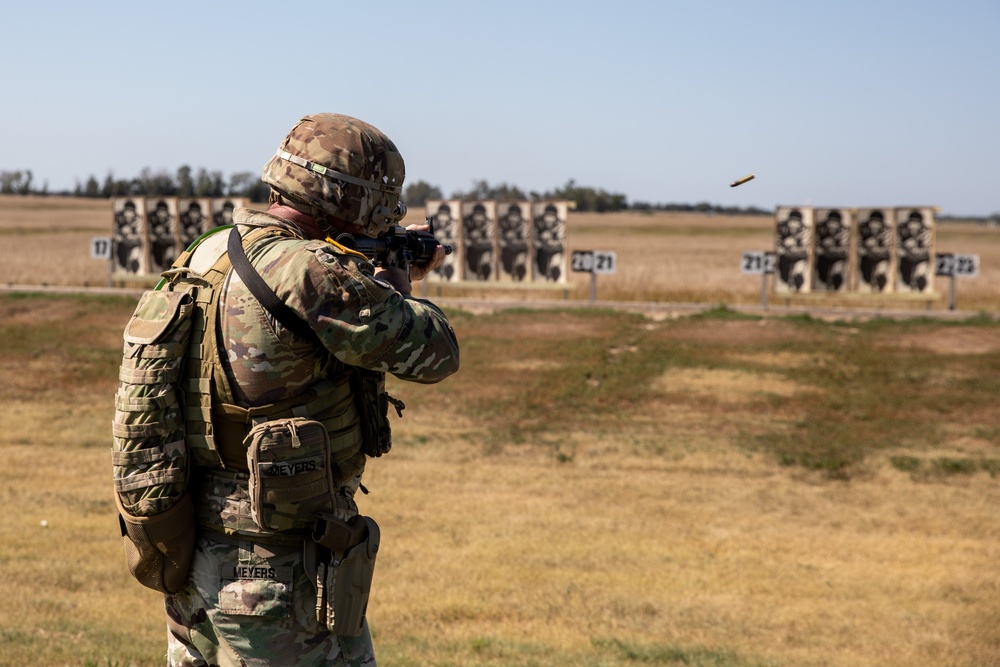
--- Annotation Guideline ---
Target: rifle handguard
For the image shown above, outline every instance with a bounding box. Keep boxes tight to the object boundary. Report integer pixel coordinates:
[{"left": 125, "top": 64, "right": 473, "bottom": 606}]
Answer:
[{"left": 335, "top": 221, "right": 453, "bottom": 273}]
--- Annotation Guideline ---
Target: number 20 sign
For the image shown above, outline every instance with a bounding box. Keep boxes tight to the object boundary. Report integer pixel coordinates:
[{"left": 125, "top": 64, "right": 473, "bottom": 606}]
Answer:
[{"left": 571, "top": 250, "right": 617, "bottom": 274}]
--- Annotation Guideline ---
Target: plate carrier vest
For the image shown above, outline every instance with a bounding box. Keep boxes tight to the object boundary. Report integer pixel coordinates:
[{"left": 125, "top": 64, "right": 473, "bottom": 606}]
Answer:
[{"left": 112, "top": 226, "right": 373, "bottom": 590}]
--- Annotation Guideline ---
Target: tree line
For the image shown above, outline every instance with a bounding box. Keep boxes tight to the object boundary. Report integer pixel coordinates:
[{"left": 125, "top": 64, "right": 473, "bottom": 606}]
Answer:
[
  {"left": 0, "top": 166, "right": 270, "bottom": 201},
  {"left": 405, "top": 178, "right": 772, "bottom": 215},
  {"left": 1, "top": 168, "right": 772, "bottom": 215}
]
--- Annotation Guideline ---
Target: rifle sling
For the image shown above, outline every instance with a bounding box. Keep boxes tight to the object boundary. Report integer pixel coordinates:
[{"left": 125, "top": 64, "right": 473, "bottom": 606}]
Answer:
[
  {"left": 227, "top": 227, "right": 323, "bottom": 348},
  {"left": 226, "top": 226, "right": 391, "bottom": 458}
]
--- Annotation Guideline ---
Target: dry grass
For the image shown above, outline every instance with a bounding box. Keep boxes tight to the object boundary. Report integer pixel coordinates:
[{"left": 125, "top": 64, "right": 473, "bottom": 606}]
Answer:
[
  {"left": 565, "top": 210, "right": 776, "bottom": 304},
  {"left": 0, "top": 196, "right": 111, "bottom": 286},
  {"left": 1, "top": 294, "right": 999, "bottom": 666},
  {"left": 364, "top": 443, "right": 1000, "bottom": 667}
]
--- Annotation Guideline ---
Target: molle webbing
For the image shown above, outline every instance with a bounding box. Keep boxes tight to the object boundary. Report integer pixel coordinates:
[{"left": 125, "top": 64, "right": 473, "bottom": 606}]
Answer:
[
  {"left": 179, "top": 250, "right": 233, "bottom": 468},
  {"left": 112, "top": 287, "right": 196, "bottom": 517},
  {"left": 178, "top": 226, "right": 275, "bottom": 468},
  {"left": 193, "top": 467, "right": 359, "bottom": 546},
  {"left": 207, "top": 377, "right": 365, "bottom": 478},
  {"left": 178, "top": 226, "right": 365, "bottom": 483}
]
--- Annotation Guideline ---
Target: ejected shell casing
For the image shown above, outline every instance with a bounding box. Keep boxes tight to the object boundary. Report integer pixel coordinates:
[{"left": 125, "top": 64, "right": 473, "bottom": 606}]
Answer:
[{"left": 730, "top": 174, "right": 755, "bottom": 187}]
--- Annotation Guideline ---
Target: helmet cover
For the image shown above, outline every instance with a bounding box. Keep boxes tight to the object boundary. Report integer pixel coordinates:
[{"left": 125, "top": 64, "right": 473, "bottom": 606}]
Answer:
[{"left": 261, "top": 113, "right": 406, "bottom": 236}]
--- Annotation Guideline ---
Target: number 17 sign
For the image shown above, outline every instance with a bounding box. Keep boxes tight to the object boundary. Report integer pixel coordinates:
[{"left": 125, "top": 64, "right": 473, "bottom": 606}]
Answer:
[{"left": 90, "top": 237, "right": 112, "bottom": 260}]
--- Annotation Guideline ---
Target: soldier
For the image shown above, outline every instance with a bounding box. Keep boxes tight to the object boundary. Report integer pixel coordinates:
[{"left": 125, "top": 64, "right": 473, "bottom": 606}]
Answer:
[{"left": 160, "top": 113, "right": 460, "bottom": 665}]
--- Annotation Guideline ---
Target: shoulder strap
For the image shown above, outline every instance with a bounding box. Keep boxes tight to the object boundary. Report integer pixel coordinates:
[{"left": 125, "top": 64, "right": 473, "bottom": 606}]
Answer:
[{"left": 227, "top": 227, "right": 322, "bottom": 347}]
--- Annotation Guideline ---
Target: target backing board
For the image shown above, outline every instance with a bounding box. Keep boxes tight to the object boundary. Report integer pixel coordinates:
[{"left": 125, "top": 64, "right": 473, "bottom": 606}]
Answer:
[
  {"left": 425, "top": 199, "right": 462, "bottom": 282},
  {"left": 532, "top": 201, "right": 567, "bottom": 283},
  {"left": 812, "top": 208, "right": 851, "bottom": 292},
  {"left": 111, "top": 197, "right": 147, "bottom": 275},
  {"left": 211, "top": 197, "right": 246, "bottom": 228},
  {"left": 855, "top": 208, "right": 895, "bottom": 293},
  {"left": 461, "top": 200, "right": 497, "bottom": 281},
  {"left": 178, "top": 197, "right": 214, "bottom": 248},
  {"left": 774, "top": 206, "right": 814, "bottom": 293},
  {"left": 146, "top": 197, "right": 180, "bottom": 274},
  {"left": 495, "top": 201, "right": 532, "bottom": 282},
  {"left": 894, "top": 207, "right": 935, "bottom": 294}
]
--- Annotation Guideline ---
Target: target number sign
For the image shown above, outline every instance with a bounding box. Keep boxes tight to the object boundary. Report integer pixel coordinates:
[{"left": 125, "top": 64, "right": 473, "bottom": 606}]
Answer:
[
  {"left": 741, "top": 251, "right": 776, "bottom": 275},
  {"left": 572, "top": 250, "right": 617, "bottom": 274},
  {"left": 90, "top": 237, "right": 112, "bottom": 260},
  {"left": 935, "top": 253, "right": 979, "bottom": 278}
]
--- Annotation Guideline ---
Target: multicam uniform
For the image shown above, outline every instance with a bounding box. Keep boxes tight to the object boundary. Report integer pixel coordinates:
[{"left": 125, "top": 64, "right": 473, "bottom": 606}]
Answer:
[{"left": 165, "top": 207, "right": 460, "bottom": 666}]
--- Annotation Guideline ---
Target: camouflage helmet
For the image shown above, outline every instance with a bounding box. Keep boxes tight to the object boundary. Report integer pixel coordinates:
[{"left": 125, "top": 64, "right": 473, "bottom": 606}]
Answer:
[{"left": 261, "top": 113, "right": 406, "bottom": 237}]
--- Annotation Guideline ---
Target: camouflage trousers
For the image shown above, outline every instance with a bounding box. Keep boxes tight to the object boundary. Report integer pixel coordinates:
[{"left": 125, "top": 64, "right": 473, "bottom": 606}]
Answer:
[{"left": 165, "top": 534, "right": 376, "bottom": 666}]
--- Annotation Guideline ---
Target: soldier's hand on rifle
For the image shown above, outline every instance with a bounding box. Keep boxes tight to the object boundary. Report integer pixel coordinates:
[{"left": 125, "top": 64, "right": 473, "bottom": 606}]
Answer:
[{"left": 402, "top": 222, "right": 446, "bottom": 282}]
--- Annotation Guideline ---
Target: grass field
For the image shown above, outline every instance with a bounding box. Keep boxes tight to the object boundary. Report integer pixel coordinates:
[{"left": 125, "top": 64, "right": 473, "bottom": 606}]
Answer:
[
  {"left": 1, "top": 196, "right": 999, "bottom": 666},
  {"left": 1, "top": 295, "right": 999, "bottom": 666}
]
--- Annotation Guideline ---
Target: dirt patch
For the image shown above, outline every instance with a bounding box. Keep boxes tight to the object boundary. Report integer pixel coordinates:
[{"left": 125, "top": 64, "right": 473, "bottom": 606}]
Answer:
[
  {"left": 494, "top": 359, "right": 567, "bottom": 372},
  {"left": 729, "top": 350, "right": 831, "bottom": 370},
  {"left": 888, "top": 327, "right": 1000, "bottom": 355},
  {"left": 652, "top": 367, "right": 801, "bottom": 403},
  {"left": 660, "top": 318, "right": 813, "bottom": 347},
  {"left": 0, "top": 298, "right": 74, "bottom": 325},
  {"left": 497, "top": 315, "right": 604, "bottom": 340}
]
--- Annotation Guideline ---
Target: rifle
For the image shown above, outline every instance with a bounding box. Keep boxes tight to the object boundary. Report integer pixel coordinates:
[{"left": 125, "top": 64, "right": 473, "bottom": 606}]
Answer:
[{"left": 335, "top": 218, "right": 453, "bottom": 274}]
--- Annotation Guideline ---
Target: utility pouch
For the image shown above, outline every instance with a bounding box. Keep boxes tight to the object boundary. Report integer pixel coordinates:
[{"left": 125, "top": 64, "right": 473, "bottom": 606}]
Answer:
[
  {"left": 116, "top": 491, "right": 196, "bottom": 594},
  {"left": 245, "top": 417, "right": 336, "bottom": 532},
  {"left": 312, "top": 514, "right": 380, "bottom": 636},
  {"left": 352, "top": 369, "right": 402, "bottom": 458}
]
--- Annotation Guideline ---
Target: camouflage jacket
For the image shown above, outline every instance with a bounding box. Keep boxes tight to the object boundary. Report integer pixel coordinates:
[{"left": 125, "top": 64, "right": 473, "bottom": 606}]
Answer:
[{"left": 204, "top": 207, "right": 460, "bottom": 406}]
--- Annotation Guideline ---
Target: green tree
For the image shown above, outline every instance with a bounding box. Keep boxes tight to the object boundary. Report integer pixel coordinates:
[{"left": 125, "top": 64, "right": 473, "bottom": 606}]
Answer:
[
  {"left": 449, "top": 179, "right": 526, "bottom": 201},
  {"left": 228, "top": 172, "right": 270, "bottom": 201},
  {"left": 246, "top": 178, "right": 270, "bottom": 202},
  {"left": 101, "top": 173, "right": 114, "bottom": 198},
  {"left": 403, "top": 180, "right": 443, "bottom": 207},
  {"left": 176, "top": 165, "right": 194, "bottom": 197},
  {"left": 0, "top": 170, "right": 33, "bottom": 195},
  {"left": 18, "top": 169, "right": 32, "bottom": 195},
  {"left": 544, "top": 179, "right": 628, "bottom": 212},
  {"left": 228, "top": 171, "right": 255, "bottom": 196},
  {"left": 194, "top": 169, "right": 225, "bottom": 197},
  {"left": 83, "top": 175, "right": 101, "bottom": 197},
  {"left": 101, "top": 172, "right": 129, "bottom": 198}
]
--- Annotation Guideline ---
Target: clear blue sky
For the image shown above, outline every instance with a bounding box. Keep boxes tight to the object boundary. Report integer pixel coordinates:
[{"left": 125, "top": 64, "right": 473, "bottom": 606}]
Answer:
[{"left": 2, "top": 1, "right": 998, "bottom": 215}]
